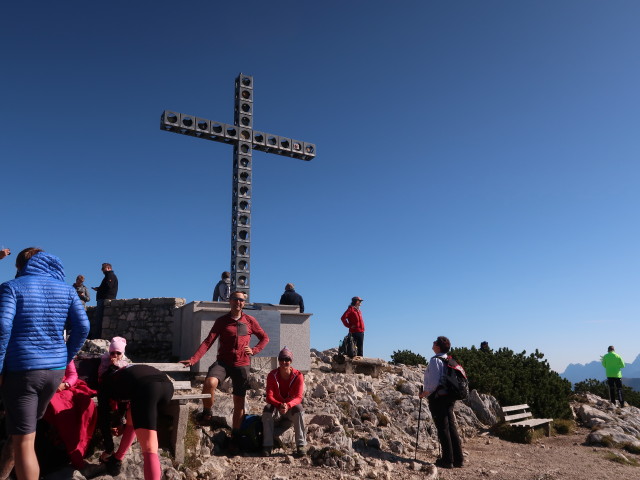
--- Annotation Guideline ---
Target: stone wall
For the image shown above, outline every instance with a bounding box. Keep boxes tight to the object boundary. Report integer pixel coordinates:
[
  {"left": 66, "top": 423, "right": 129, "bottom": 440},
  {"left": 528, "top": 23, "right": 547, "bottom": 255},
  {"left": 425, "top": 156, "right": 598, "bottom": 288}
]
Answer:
[{"left": 88, "top": 297, "right": 186, "bottom": 362}]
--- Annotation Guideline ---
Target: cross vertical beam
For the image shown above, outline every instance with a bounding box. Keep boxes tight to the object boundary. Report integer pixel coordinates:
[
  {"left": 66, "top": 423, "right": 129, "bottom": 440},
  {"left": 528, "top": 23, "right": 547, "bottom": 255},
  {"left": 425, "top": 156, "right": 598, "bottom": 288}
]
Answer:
[
  {"left": 231, "top": 75, "right": 253, "bottom": 297},
  {"left": 160, "top": 73, "right": 316, "bottom": 301}
]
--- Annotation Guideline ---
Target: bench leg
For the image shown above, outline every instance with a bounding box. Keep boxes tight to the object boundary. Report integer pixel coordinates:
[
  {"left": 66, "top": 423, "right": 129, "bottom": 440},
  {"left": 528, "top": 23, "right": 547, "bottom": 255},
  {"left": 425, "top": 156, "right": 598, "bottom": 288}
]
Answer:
[
  {"left": 164, "top": 403, "right": 188, "bottom": 464},
  {"left": 545, "top": 423, "right": 551, "bottom": 437}
]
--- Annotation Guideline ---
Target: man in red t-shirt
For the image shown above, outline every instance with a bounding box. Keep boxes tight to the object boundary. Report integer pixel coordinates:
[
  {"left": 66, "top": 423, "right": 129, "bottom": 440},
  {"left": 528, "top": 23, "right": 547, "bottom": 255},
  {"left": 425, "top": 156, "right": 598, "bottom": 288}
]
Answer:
[
  {"left": 261, "top": 346, "right": 306, "bottom": 457},
  {"left": 180, "top": 291, "right": 269, "bottom": 436}
]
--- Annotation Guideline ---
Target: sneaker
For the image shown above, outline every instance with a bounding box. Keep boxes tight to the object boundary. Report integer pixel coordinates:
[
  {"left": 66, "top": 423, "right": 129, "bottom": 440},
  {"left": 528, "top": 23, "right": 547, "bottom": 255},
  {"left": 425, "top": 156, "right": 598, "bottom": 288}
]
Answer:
[
  {"left": 261, "top": 447, "right": 272, "bottom": 457},
  {"left": 106, "top": 457, "right": 122, "bottom": 476},
  {"left": 294, "top": 446, "right": 306, "bottom": 457}
]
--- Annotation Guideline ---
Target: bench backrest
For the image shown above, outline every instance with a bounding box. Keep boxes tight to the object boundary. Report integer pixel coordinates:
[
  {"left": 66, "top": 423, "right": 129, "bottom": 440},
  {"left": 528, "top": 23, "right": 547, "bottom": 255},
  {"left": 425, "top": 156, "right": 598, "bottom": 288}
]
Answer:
[{"left": 501, "top": 404, "right": 533, "bottom": 423}]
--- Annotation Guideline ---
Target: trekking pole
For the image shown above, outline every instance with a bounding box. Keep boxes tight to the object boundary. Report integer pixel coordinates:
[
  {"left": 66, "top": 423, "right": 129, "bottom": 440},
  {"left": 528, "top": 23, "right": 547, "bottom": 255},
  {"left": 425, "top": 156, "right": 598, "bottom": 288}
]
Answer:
[{"left": 415, "top": 386, "right": 423, "bottom": 461}]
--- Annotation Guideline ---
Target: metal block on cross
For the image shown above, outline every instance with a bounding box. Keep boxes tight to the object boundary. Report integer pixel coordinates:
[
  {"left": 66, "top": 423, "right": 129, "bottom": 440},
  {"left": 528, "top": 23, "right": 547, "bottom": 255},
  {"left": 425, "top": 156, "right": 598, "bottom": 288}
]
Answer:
[{"left": 160, "top": 73, "right": 316, "bottom": 301}]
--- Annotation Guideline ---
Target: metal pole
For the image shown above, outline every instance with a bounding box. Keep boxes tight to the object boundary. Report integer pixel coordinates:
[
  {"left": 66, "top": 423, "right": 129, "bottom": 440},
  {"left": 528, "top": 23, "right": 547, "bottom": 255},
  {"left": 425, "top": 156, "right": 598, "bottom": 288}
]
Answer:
[{"left": 415, "top": 387, "right": 423, "bottom": 461}]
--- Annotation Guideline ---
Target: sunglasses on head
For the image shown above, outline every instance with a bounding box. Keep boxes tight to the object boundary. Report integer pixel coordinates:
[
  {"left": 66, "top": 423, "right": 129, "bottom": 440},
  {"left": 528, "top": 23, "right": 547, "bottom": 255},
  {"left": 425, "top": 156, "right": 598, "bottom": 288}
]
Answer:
[{"left": 110, "top": 351, "right": 122, "bottom": 357}]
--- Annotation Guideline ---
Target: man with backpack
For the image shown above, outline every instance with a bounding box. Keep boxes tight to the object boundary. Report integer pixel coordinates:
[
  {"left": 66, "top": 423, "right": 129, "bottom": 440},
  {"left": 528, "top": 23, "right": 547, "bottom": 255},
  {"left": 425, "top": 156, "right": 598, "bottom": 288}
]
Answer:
[
  {"left": 602, "top": 345, "right": 625, "bottom": 407},
  {"left": 419, "top": 336, "right": 464, "bottom": 469},
  {"left": 261, "top": 347, "right": 306, "bottom": 457}
]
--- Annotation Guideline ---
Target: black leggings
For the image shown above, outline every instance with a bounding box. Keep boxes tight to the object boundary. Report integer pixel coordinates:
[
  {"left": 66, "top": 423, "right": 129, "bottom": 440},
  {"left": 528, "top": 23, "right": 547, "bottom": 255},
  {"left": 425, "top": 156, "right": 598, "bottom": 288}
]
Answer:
[{"left": 130, "top": 380, "right": 174, "bottom": 430}]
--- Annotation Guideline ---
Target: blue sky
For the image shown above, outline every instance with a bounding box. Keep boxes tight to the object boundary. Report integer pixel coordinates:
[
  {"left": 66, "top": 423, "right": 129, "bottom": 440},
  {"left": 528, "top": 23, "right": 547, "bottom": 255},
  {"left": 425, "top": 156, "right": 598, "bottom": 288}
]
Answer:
[{"left": 2, "top": 1, "right": 639, "bottom": 374}]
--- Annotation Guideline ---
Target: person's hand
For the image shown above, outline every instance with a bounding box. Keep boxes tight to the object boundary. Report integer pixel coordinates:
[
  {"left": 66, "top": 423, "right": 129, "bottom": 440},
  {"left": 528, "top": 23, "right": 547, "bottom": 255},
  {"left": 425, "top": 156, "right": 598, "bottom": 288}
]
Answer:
[
  {"left": 278, "top": 403, "right": 289, "bottom": 414},
  {"left": 111, "top": 425, "right": 125, "bottom": 437},
  {"left": 244, "top": 346, "right": 253, "bottom": 356},
  {"left": 99, "top": 451, "right": 112, "bottom": 463},
  {"left": 0, "top": 249, "right": 10, "bottom": 259},
  {"left": 57, "top": 382, "right": 68, "bottom": 392},
  {"left": 180, "top": 359, "right": 192, "bottom": 367}
]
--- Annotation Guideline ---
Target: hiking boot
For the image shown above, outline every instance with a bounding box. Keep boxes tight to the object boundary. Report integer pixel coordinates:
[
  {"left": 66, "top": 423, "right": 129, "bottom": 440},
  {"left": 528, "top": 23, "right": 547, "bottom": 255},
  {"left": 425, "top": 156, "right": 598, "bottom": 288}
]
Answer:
[
  {"left": 106, "top": 456, "right": 122, "bottom": 476},
  {"left": 195, "top": 411, "right": 212, "bottom": 426},
  {"left": 294, "top": 446, "right": 306, "bottom": 457},
  {"left": 453, "top": 461, "right": 464, "bottom": 468},
  {"left": 261, "top": 447, "right": 272, "bottom": 457},
  {"left": 434, "top": 458, "right": 453, "bottom": 469}
]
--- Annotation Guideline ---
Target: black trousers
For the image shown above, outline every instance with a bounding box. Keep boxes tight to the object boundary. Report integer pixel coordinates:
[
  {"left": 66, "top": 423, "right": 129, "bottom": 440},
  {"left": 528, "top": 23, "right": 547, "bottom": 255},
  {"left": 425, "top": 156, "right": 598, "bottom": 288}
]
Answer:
[
  {"left": 351, "top": 332, "right": 364, "bottom": 357},
  {"left": 428, "top": 395, "right": 463, "bottom": 465},
  {"left": 607, "top": 377, "right": 624, "bottom": 404}
]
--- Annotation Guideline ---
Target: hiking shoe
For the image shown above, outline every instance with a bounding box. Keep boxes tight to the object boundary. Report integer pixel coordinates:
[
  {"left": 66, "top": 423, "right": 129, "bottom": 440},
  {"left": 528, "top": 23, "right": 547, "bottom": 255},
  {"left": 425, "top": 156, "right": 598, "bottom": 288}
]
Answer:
[
  {"left": 195, "top": 411, "right": 212, "bottom": 426},
  {"left": 106, "top": 456, "right": 122, "bottom": 476},
  {"left": 294, "top": 446, "right": 306, "bottom": 457},
  {"left": 261, "top": 447, "right": 272, "bottom": 457},
  {"left": 453, "top": 461, "right": 464, "bottom": 468}
]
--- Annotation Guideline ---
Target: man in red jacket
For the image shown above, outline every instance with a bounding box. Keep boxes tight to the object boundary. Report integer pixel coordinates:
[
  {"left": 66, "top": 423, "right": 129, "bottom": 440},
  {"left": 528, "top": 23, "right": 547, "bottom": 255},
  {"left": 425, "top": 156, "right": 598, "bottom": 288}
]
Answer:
[
  {"left": 262, "top": 346, "right": 306, "bottom": 457},
  {"left": 180, "top": 291, "right": 269, "bottom": 436}
]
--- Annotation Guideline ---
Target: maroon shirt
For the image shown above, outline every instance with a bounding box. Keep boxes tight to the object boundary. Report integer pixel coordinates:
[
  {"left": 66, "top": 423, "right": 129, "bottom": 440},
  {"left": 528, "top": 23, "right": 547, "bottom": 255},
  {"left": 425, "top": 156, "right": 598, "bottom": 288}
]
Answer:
[{"left": 189, "top": 312, "right": 269, "bottom": 367}]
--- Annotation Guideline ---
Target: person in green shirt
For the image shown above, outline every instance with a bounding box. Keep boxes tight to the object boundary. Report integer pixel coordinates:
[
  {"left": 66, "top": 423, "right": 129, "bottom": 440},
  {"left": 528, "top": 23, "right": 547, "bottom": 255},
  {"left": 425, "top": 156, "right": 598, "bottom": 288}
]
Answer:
[{"left": 602, "top": 346, "right": 625, "bottom": 406}]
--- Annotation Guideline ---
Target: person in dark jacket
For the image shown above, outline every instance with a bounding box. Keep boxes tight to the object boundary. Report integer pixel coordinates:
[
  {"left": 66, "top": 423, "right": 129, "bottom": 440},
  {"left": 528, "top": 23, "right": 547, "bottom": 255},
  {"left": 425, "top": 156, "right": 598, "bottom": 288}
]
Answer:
[
  {"left": 90, "top": 263, "right": 118, "bottom": 339},
  {"left": 341, "top": 296, "right": 365, "bottom": 357},
  {"left": 279, "top": 283, "right": 304, "bottom": 313},
  {"left": 98, "top": 364, "right": 173, "bottom": 479},
  {"left": 0, "top": 247, "right": 89, "bottom": 480},
  {"left": 212, "top": 271, "right": 231, "bottom": 301}
]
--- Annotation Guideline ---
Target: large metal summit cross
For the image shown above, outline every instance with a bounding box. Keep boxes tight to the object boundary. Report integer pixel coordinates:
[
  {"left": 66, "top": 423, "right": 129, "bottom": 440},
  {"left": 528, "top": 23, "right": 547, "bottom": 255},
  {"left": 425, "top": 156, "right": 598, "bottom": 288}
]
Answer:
[{"left": 160, "top": 73, "right": 315, "bottom": 301}]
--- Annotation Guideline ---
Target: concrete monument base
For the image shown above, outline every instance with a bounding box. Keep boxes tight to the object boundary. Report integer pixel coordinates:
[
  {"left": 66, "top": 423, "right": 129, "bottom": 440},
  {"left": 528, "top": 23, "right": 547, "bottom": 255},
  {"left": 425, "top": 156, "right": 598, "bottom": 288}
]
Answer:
[{"left": 173, "top": 301, "right": 312, "bottom": 373}]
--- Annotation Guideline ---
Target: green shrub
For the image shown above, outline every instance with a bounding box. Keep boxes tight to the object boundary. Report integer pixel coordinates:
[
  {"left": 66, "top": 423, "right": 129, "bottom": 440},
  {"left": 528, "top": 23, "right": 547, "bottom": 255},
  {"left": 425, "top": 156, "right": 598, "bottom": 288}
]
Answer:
[
  {"left": 552, "top": 419, "right": 575, "bottom": 435},
  {"left": 451, "top": 346, "right": 573, "bottom": 419},
  {"left": 390, "top": 349, "right": 427, "bottom": 366}
]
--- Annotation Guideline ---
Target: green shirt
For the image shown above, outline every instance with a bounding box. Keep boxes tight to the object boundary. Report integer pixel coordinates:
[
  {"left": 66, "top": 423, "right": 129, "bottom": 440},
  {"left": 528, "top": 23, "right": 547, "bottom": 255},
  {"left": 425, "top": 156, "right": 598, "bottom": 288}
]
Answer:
[{"left": 602, "top": 351, "right": 625, "bottom": 378}]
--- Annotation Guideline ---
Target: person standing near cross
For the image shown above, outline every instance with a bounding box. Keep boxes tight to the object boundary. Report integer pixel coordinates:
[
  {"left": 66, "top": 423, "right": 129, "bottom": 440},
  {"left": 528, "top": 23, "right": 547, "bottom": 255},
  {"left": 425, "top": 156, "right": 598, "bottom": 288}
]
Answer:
[{"left": 180, "top": 291, "right": 269, "bottom": 449}]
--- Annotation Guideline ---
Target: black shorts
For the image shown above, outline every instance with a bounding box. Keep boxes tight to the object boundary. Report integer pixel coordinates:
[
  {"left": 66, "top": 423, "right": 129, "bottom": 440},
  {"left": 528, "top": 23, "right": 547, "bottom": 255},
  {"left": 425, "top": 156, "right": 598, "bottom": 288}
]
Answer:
[
  {"left": 207, "top": 361, "right": 250, "bottom": 397},
  {"left": 2, "top": 369, "right": 64, "bottom": 435},
  {"left": 130, "top": 379, "right": 174, "bottom": 431}
]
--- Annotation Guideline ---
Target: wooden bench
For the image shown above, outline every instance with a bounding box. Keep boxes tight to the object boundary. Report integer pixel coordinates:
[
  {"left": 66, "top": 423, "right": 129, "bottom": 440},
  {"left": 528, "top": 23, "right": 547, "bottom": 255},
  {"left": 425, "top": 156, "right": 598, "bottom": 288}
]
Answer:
[{"left": 501, "top": 404, "right": 552, "bottom": 437}]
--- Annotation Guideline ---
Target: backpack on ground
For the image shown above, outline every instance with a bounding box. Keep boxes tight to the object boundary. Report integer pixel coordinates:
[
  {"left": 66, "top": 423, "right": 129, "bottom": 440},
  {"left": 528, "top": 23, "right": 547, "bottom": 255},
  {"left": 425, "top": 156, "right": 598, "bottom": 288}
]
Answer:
[
  {"left": 434, "top": 355, "right": 469, "bottom": 400},
  {"left": 338, "top": 333, "right": 355, "bottom": 358},
  {"left": 237, "top": 414, "right": 263, "bottom": 452}
]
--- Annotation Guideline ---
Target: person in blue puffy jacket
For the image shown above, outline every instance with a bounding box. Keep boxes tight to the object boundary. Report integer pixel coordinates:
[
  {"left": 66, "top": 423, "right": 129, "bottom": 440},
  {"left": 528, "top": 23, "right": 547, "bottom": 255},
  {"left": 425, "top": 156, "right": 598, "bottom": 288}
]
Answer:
[{"left": 0, "top": 247, "right": 90, "bottom": 480}]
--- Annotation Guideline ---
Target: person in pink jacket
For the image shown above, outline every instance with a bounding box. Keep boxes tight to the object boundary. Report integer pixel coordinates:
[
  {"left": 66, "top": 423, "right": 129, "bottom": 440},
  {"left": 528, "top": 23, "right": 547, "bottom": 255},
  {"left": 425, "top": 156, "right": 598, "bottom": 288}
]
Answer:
[
  {"left": 261, "top": 347, "right": 306, "bottom": 457},
  {"left": 341, "top": 296, "right": 365, "bottom": 357}
]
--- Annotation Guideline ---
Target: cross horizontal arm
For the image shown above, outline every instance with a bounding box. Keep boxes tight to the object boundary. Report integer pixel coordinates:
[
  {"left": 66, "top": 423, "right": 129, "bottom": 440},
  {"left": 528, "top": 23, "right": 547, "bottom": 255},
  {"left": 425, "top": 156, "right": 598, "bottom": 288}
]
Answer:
[{"left": 160, "top": 110, "right": 316, "bottom": 161}]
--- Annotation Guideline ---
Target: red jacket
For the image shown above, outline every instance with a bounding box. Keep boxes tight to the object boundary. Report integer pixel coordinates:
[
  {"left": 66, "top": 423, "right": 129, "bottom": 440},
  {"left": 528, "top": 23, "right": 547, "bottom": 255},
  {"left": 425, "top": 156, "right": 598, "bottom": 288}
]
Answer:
[
  {"left": 341, "top": 306, "right": 365, "bottom": 333},
  {"left": 189, "top": 312, "right": 269, "bottom": 367},
  {"left": 265, "top": 367, "right": 304, "bottom": 409}
]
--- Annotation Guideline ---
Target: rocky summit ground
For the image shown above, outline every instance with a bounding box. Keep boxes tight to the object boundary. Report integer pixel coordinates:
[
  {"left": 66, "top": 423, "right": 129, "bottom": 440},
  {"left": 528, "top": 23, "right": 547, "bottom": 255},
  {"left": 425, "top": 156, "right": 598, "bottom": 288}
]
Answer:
[{"left": 43, "top": 350, "right": 640, "bottom": 480}]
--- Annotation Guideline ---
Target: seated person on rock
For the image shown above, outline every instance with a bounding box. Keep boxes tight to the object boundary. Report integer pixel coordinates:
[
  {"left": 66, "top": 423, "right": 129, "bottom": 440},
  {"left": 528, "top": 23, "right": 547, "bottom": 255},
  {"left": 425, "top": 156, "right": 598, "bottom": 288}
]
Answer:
[
  {"left": 42, "top": 360, "right": 98, "bottom": 470},
  {"left": 262, "top": 347, "right": 306, "bottom": 457}
]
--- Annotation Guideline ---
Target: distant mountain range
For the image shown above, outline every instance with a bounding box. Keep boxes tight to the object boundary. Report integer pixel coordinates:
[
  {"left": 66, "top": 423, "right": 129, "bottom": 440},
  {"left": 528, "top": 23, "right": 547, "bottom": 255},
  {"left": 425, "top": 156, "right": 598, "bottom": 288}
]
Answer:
[{"left": 561, "top": 353, "right": 640, "bottom": 389}]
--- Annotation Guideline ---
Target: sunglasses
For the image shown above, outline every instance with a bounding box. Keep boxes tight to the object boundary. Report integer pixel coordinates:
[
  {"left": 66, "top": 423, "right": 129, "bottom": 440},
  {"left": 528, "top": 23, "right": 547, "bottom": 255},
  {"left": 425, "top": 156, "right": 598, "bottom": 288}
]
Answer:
[
  {"left": 278, "top": 357, "right": 292, "bottom": 362},
  {"left": 230, "top": 297, "right": 245, "bottom": 302},
  {"left": 110, "top": 351, "right": 122, "bottom": 357}
]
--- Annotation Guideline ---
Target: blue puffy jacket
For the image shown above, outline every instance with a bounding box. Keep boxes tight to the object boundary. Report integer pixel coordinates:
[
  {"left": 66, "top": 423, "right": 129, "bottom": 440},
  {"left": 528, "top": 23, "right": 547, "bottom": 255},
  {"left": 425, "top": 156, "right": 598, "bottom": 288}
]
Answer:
[{"left": 0, "top": 252, "right": 89, "bottom": 373}]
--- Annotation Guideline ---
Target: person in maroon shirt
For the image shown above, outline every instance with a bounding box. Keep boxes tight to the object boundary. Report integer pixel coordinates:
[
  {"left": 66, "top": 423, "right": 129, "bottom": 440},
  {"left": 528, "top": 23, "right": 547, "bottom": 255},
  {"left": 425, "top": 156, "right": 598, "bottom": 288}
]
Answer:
[
  {"left": 261, "top": 346, "right": 306, "bottom": 457},
  {"left": 180, "top": 291, "right": 269, "bottom": 436}
]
